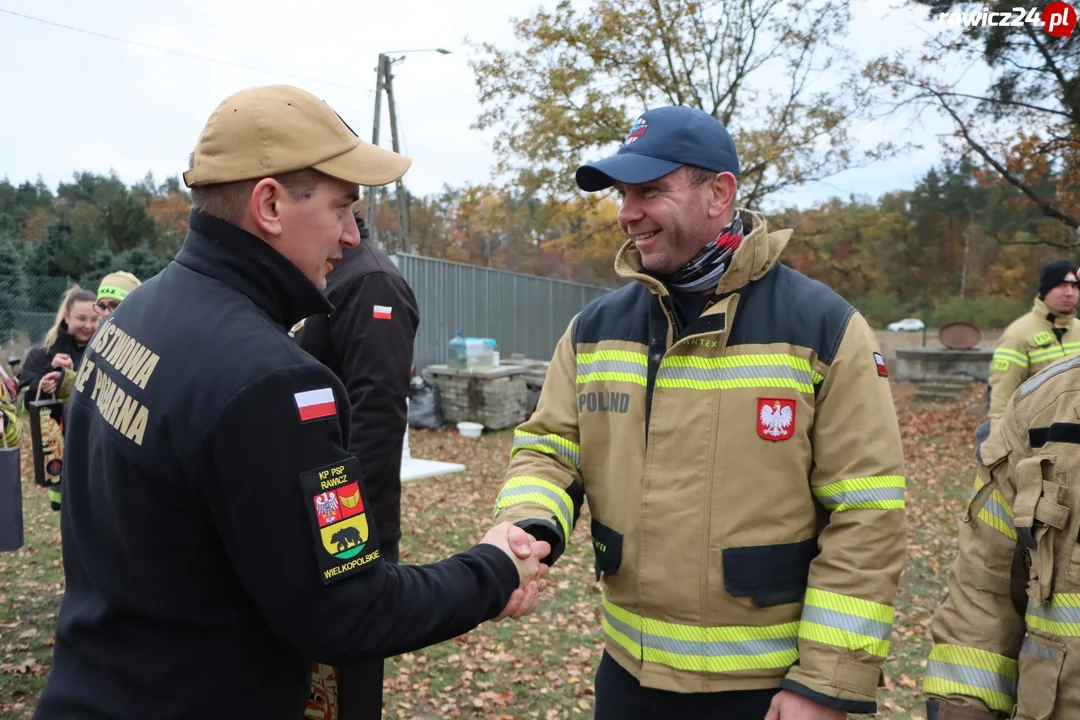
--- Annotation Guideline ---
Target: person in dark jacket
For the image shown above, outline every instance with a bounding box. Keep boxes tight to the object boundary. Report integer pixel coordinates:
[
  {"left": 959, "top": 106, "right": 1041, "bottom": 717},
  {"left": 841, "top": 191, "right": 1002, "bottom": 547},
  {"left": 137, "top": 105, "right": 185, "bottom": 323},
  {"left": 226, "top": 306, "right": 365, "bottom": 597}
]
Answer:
[
  {"left": 17, "top": 286, "right": 98, "bottom": 510},
  {"left": 19, "top": 286, "right": 99, "bottom": 406},
  {"left": 33, "top": 84, "right": 549, "bottom": 720},
  {"left": 295, "top": 213, "right": 420, "bottom": 720}
]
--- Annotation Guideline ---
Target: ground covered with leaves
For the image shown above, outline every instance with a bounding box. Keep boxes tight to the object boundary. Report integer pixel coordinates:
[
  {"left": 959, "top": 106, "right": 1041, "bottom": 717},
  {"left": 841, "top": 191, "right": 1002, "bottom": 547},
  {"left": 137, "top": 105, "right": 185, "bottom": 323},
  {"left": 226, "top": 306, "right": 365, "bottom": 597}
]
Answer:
[{"left": 0, "top": 383, "right": 986, "bottom": 719}]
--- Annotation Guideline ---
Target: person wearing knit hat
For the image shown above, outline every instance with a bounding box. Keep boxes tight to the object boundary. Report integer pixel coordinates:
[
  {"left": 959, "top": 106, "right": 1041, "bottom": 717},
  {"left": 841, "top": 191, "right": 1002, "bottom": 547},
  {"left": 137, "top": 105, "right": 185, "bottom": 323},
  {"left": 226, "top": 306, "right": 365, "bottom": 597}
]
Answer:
[
  {"left": 95, "top": 270, "right": 141, "bottom": 318},
  {"left": 987, "top": 259, "right": 1080, "bottom": 418}
]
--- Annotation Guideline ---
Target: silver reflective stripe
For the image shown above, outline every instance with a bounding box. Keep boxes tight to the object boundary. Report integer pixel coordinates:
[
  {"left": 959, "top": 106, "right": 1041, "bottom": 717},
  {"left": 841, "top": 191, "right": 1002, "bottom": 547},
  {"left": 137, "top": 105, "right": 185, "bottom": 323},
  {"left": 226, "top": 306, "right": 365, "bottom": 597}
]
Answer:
[
  {"left": 495, "top": 485, "right": 572, "bottom": 531},
  {"left": 816, "top": 487, "right": 905, "bottom": 506},
  {"left": 657, "top": 364, "right": 813, "bottom": 386},
  {"left": 578, "top": 359, "right": 648, "bottom": 376},
  {"left": 1020, "top": 354, "right": 1080, "bottom": 397},
  {"left": 1021, "top": 635, "right": 1061, "bottom": 660},
  {"left": 603, "top": 607, "right": 798, "bottom": 658},
  {"left": 982, "top": 497, "right": 1014, "bottom": 527},
  {"left": 925, "top": 659, "right": 1017, "bottom": 698},
  {"left": 1027, "top": 602, "right": 1080, "bottom": 624},
  {"left": 512, "top": 434, "right": 580, "bottom": 470},
  {"left": 801, "top": 606, "right": 891, "bottom": 641}
]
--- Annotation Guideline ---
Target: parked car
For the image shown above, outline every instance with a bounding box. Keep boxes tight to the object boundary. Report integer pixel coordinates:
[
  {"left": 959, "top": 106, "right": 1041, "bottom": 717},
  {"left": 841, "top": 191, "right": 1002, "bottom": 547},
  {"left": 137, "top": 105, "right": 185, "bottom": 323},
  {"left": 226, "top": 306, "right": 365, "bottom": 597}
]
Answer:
[{"left": 887, "top": 318, "right": 925, "bottom": 332}]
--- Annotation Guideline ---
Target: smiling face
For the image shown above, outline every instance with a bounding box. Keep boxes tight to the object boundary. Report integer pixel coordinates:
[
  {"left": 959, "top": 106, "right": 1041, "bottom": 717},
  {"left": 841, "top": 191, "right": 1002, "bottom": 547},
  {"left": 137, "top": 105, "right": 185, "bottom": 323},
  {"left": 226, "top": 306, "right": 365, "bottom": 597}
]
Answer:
[
  {"left": 65, "top": 300, "right": 99, "bottom": 345},
  {"left": 251, "top": 173, "right": 362, "bottom": 290},
  {"left": 614, "top": 166, "right": 737, "bottom": 276}
]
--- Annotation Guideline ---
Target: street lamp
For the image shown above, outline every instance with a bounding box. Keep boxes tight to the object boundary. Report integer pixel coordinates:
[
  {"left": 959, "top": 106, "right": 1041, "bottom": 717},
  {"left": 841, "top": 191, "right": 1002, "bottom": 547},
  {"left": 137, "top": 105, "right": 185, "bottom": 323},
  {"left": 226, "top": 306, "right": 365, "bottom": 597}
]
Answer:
[{"left": 365, "top": 48, "right": 453, "bottom": 249}]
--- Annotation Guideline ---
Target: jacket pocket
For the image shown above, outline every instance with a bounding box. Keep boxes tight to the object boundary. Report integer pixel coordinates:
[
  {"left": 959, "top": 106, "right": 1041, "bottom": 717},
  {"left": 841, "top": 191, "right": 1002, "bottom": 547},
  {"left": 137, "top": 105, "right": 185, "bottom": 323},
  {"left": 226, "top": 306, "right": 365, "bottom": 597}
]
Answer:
[
  {"left": 1013, "top": 456, "right": 1071, "bottom": 604},
  {"left": 722, "top": 536, "right": 820, "bottom": 608},
  {"left": 1014, "top": 633, "right": 1066, "bottom": 720},
  {"left": 591, "top": 519, "right": 623, "bottom": 581}
]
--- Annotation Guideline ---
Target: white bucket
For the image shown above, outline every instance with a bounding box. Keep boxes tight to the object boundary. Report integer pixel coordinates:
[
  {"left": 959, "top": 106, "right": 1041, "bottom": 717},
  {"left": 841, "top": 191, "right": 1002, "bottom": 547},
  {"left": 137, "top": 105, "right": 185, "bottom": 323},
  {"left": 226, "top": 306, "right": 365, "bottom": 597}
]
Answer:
[{"left": 456, "top": 421, "right": 484, "bottom": 439}]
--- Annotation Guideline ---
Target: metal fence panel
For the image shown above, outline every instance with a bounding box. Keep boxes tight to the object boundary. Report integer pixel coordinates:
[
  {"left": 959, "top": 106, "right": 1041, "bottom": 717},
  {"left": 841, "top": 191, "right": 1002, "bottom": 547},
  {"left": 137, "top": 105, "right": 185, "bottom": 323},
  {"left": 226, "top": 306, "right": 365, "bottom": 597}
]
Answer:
[
  {"left": 390, "top": 254, "right": 611, "bottom": 370},
  {"left": 1, "top": 263, "right": 612, "bottom": 370},
  {"left": 0, "top": 275, "right": 75, "bottom": 346}
]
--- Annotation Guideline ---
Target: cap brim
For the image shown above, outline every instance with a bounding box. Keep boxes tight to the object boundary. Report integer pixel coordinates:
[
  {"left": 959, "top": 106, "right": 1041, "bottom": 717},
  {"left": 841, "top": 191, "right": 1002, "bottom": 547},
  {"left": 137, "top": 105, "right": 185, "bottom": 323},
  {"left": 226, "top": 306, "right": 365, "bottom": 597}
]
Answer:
[
  {"left": 314, "top": 140, "right": 413, "bottom": 187},
  {"left": 575, "top": 153, "right": 684, "bottom": 192}
]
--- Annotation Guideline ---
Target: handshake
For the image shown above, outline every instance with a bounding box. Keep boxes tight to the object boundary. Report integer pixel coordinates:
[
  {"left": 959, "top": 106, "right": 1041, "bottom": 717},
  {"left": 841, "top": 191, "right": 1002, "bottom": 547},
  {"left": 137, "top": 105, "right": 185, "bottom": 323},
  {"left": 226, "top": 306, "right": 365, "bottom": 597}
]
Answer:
[{"left": 481, "top": 522, "right": 552, "bottom": 622}]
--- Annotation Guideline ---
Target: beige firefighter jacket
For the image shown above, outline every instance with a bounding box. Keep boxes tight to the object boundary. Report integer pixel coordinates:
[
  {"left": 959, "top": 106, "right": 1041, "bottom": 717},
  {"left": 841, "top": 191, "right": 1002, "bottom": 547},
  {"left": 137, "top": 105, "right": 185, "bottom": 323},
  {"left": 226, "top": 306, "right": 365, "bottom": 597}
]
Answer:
[
  {"left": 493, "top": 210, "right": 907, "bottom": 714},
  {"left": 988, "top": 298, "right": 1080, "bottom": 419},
  {"left": 924, "top": 351, "right": 1080, "bottom": 720}
]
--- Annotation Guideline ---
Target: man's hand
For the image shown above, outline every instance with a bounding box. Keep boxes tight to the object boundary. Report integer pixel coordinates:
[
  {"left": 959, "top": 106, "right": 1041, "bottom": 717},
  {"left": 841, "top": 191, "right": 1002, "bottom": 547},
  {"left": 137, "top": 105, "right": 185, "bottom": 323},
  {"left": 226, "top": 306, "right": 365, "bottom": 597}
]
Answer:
[
  {"left": 39, "top": 370, "right": 62, "bottom": 395},
  {"left": 481, "top": 523, "right": 552, "bottom": 621},
  {"left": 764, "top": 690, "right": 847, "bottom": 720},
  {"left": 51, "top": 354, "right": 73, "bottom": 370}
]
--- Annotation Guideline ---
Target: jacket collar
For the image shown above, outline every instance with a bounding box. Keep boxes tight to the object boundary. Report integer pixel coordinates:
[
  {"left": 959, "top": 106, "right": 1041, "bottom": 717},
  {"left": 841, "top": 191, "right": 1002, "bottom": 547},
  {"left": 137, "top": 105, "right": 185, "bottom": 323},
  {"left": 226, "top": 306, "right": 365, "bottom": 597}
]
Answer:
[
  {"left": 1033, "top": 297, "right": 1076, "bottom": 327},
  {"left": 613, "top": 209, "right": 793, "bottom": 295},
  {"left": 176, "top": 210, "right": 332, "bottom": 328}
]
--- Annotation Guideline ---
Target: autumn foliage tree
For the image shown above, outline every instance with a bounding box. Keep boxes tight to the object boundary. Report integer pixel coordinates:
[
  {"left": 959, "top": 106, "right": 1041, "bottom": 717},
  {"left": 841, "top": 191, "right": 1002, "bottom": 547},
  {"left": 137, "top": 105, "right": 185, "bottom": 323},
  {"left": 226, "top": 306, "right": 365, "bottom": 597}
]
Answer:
[
  {"left": 470, "top": 0, "right": 902, "bottom": 207},
  {"left": 864, "top": 0, "right": 1079, "bottom": 244}
]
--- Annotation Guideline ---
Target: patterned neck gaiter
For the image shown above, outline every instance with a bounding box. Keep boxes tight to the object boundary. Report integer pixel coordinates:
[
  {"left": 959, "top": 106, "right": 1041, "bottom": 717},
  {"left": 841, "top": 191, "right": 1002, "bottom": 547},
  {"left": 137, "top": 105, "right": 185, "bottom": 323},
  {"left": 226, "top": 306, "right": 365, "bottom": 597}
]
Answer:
[{"left": 661, "top": 211, "right": 744, "bottom": 293}]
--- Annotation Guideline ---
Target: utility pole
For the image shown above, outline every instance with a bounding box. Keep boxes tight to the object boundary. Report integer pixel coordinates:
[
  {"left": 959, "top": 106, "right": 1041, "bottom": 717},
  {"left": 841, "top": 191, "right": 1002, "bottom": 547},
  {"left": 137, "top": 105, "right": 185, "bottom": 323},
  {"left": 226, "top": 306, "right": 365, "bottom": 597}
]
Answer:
[
  {"left": 365, "top": 48, "right": 450, "bottom": 251},
  {"left": 365, "top": 54, "right": 386, "bottom": 247},
  {"left": 383, "top": 59, "right": 409, "bottom": 249}
]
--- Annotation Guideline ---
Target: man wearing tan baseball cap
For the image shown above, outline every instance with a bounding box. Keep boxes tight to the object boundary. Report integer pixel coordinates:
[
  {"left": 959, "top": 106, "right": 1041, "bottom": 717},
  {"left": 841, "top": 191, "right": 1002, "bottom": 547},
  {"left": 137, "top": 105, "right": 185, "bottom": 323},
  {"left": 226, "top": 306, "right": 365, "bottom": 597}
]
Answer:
[{"left": 35, "top": 84, "right": 551, "bottom": 720}]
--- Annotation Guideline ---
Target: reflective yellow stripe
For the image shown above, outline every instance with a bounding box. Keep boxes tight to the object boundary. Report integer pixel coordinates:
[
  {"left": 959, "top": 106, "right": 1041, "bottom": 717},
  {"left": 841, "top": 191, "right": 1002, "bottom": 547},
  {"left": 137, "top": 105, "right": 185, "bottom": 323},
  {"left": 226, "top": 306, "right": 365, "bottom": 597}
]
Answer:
[
  {"left": 1026, "top": 594, "right": 1080, "bottom": 636},
  {"left": 602, "top": 595, "right": 800, "bottom": 673},
  {"left": 657, "top": 354, "right": 820, "bottom": 393},
  {"left": 1030, "top": 346, "right": 1067, "bottom": 363},
  {"left": 972, "top": 474, "right": 1016, "bottom": 540},
  {"left": 812, "top": 475, "right": 905, "bottom": 511},
  {"left": 47, "top": 488, "right": 61, "bottom": 504},
  {"left": 510, "top": 430, "right": 581, "bottom": 471},
  {"left": 992, "top": 347, "right": 1028, "bottom": 368},
  {"left": 922, "top": 644, "right": 1017, "bottom": 712},
  {"left": 1063, "top": 342, "right": 1080, "bottom": 353},
  {"left": 2, "top": 408, "right": 17, "bottom": 447},
  {"left": 494, "top": 476, "right": 574, "bottom": 539},
  {"left": 576, "top": 350, "right": 648, "bottom": 386},
  {"left": 800, "top": 589, "right": 893, "bottom": 658}
]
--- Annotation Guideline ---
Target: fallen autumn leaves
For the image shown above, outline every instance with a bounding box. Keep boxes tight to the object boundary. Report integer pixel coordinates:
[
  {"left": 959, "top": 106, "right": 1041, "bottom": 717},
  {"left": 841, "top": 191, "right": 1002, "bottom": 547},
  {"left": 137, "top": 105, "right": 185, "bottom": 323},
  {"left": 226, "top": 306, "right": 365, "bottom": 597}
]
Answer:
[{"left": 0, "top": 382, "right": 986, "bottom": 719}]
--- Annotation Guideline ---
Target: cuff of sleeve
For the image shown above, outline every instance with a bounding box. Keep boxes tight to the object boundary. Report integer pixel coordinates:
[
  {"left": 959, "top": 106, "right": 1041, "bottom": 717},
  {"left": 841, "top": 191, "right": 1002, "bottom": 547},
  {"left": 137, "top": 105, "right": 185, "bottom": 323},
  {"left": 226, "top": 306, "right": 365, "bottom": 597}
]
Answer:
[
  {"left": 926, "top": 699, "right": 1002, "bottom": 720},
  {"left": 467, "top": 543, "right": 521, "bottom": 618},
  {"left": 513, "top": 518, "right": 565, "bottom": 565},
  {"left": 779, "top": 679, "right": 877, "bottom": 715}
]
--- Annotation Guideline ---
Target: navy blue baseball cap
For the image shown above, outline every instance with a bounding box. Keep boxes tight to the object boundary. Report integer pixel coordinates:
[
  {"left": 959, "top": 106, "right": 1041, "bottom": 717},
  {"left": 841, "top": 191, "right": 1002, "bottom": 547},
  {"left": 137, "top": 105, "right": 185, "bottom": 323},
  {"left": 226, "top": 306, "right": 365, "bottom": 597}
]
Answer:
[{"left": 575, "top": 106, "right": 740, "bottom": 192}]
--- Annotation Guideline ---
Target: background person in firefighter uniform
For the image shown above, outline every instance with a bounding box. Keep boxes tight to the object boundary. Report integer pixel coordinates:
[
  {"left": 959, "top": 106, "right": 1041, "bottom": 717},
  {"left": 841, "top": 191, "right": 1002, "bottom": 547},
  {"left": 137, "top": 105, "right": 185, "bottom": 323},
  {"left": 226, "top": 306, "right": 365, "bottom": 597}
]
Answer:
[
  {"left": 295, "top": 211, "right": 420, "bottom": 720},
  {"left": 987, "top": 260, "right": 1080, "bottom": 419},
  {"left": 922, "top": 353, "right": 1080, "bottom": 719},
  {"left": 94, "top": 270, "right": 142, "bottom": 319},
  {"left": 491, "top": 105, "right": 907, "bottom": 719}
]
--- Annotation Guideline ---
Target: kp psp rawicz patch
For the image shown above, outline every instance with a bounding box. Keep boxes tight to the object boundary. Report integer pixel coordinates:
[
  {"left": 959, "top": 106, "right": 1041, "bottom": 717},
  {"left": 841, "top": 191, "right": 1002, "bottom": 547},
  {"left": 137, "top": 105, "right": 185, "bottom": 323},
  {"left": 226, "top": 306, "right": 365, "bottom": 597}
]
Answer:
[{"left": 301, "top": 457, "right": 381, "bottom": 584}]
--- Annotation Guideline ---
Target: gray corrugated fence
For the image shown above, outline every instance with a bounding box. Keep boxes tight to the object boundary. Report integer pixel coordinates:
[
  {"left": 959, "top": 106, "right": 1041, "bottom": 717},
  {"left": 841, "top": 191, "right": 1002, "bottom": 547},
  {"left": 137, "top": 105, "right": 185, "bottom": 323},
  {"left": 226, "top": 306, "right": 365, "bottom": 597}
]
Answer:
[{"left": 390, "top": 254, "right": 611, "bottom": 371}]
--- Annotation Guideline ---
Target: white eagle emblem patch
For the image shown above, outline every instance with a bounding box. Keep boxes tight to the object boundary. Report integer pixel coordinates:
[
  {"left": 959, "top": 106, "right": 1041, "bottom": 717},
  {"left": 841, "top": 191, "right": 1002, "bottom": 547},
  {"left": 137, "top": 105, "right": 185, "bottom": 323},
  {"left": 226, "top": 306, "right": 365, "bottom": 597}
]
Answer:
[{"left": 757, "top": 398, "right": 795, "bottom": 441}]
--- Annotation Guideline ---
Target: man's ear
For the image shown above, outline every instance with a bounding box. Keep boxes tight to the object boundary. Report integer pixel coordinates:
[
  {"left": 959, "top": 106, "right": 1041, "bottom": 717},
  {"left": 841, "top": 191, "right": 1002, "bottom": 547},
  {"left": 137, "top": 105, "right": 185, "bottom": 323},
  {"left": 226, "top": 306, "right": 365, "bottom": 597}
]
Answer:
[
  {"left": 250, "top": 178, "right": 286, "bottom": 237},
  {"left": 708, "top": 172, "right": 738, "bottom": 219}
]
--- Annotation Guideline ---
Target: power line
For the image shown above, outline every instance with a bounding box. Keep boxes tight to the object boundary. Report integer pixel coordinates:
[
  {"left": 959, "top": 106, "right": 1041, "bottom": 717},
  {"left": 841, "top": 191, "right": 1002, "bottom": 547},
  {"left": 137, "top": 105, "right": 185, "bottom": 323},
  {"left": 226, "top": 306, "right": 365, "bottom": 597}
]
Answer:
[{"left": 0, "top": 7, "right": 366, "bottom": 91}]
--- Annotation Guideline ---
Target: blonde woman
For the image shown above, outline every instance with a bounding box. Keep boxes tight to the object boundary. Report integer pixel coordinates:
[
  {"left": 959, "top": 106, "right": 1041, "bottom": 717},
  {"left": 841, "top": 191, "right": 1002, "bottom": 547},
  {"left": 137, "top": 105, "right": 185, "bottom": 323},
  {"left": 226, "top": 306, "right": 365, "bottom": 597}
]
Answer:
[{"left": 17, "top": 286, "right": 97, "bottom": 509}]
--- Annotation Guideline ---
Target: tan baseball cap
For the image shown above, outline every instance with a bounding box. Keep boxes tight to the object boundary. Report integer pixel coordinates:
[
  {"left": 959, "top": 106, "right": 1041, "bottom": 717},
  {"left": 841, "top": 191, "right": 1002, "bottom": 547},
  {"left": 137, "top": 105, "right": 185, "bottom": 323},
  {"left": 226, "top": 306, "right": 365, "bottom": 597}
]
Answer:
[{"left": 182, "top": 85, "right": 411, "bottom": 188}]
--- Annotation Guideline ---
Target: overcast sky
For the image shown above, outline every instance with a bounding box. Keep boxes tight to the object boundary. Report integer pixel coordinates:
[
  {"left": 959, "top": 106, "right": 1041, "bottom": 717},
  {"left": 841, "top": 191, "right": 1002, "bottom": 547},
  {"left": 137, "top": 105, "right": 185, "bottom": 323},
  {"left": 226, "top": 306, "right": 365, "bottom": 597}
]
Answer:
[{"left": 0, "top": 0, "right": 973, "bottom": 211}]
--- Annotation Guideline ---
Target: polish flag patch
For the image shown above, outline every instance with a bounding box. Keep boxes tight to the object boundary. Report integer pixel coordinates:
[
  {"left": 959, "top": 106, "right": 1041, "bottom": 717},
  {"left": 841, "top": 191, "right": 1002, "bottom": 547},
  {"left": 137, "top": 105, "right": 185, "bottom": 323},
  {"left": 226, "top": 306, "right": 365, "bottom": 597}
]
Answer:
[
  {"left": 874, "top": 352, "right": 889, "bottom": 378},
  {"left": 295, "top": 388, "right": 337, "bottom": 423},
  {"left": 373, "top": 305, "right": 393, "bottom": 320}
]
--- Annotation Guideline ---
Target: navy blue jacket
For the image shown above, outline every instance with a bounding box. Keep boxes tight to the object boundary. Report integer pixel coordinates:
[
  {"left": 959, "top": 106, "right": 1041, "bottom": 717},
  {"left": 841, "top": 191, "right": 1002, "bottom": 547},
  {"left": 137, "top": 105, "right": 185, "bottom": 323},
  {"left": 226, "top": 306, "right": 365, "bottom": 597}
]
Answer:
[{"left": 34, "top": 211, "right": 518, "bottom": 719}]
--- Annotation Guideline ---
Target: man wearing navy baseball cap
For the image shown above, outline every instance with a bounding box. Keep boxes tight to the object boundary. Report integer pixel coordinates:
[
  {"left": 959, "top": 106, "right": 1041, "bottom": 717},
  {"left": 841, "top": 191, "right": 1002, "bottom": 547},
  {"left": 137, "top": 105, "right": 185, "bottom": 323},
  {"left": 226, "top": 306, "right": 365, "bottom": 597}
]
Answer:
[{"left": 490, "top": 106, "right": 905, "bottom": 719}]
